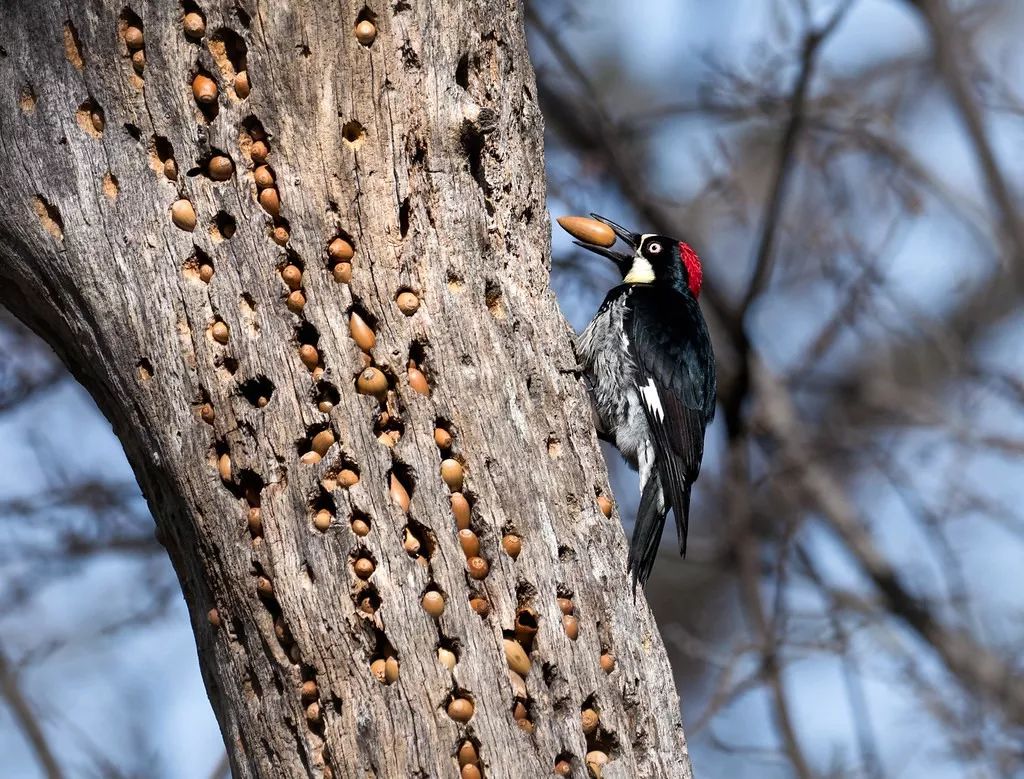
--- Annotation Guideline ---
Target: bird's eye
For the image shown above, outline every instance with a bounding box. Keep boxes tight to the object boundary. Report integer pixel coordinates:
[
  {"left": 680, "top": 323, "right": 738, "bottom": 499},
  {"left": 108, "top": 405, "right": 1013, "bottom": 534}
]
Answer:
[{"left": 647, "top": 242, "right": 662, "bottom": 254}]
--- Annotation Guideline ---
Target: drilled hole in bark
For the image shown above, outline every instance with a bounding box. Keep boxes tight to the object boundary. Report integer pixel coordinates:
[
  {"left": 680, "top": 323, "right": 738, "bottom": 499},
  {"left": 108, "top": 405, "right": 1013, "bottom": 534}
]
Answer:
[
  {"left": 151, "top": 135, "right": 177, "bottom": 180},
  {"left": 210, "top": 26, "right": 247, "bottom": 75},
  {"left": 374, "top": 413, "right": 404, "bottom": 448},
  {"left": 76, "top": 98, "right": 104, "bottom": 138},
  {"left": 398, "top": 196, "right": 410, "bottom": 238},
  {"left": 368, "top": 630, "right": 399, "bottom": 686},
  {"left": 314, "top": 381, "right": 340, "bottom": 413},
  {"left": 32, "top": 195, "right": 64, "bottom": 241},
  {"left": 211, "top": 211, "right": 236, "bottom": 240},
  {"left": 123, "top": 123, "right": 142, "bottom": 141},
  {"left": 354, "top": 582, "right": 380, "bottom": 615},
  {"left": 182, "top": 247, "right": 213, "bottom": 283},
  {"left": 341, "top": 120, "right": 366, "bottom": 149},
  {"left": 136, "top": 357, "right": 153, "bottom": 380},
  {"left": 558, "top": 545, "right": 576, "bottom": 562},
  {"left": 18, "top": 85, "right": 36, "bottom": 113},
  {"left": 388, "top": 463, "right": 414, "bottom": 511},
  {"left": 63, "top": 20, "right": 84, "bottom": 69},
  {"left": 455, "top": 52, "right": 469, "bottom": 89},
  {"left": 484, "top": 279, "right": 505, "bottom": 319},
  {"left": 238, "top": 375, "right": 274, "bottom": 408},
  {"left": 118, "top": 9, "right": 144, "bottom": 53},
  {"left": 296, "top": 321, "right": 320, "bottom": 347},
  {"left": 402, "top": 519, "right": 434, "bottom": 561}
]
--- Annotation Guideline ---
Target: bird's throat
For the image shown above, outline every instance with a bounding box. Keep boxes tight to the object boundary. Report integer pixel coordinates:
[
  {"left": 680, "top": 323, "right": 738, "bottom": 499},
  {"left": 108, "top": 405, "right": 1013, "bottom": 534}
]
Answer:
[{"left": 623, "top": 256, "right": 655, "bottom": 284}]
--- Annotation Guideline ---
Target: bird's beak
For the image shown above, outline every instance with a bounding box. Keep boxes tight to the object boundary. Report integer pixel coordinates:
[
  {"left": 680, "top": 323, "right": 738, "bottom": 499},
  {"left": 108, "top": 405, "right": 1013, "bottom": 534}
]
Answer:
[{"left": 572, "top": 213, "right": 640, "bottom": 269}]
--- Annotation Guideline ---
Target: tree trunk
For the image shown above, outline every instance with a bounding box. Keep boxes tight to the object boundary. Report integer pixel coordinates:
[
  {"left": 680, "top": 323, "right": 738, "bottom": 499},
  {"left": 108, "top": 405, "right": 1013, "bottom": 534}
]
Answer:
[{"left": 0, "top": 2, "right": 692, "bottom": 777}]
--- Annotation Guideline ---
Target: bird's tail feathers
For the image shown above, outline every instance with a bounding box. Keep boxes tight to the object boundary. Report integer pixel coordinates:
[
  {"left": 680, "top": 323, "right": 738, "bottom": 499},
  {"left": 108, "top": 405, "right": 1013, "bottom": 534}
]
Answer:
[{"left": 628, "top": 475, "right": 668, "bottom": 592}]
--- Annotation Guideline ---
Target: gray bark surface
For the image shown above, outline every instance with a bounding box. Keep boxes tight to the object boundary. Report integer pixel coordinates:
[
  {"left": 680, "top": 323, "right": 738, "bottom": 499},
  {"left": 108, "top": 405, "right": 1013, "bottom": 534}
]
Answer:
[{"left": 0, "top": 2, "right": 692, "bottom": 777}]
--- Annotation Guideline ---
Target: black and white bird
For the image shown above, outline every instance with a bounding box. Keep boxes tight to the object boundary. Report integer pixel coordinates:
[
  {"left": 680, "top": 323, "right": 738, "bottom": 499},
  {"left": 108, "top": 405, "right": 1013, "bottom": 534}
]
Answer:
[{"left": 570, "top": 214, "right": 716, "bottom": 588}]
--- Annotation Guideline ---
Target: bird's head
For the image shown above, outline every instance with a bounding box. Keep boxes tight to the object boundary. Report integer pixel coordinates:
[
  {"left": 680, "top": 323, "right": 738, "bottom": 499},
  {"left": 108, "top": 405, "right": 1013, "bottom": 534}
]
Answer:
[{"left": 571, "top": 214, "right": 703, "bottom": 298}]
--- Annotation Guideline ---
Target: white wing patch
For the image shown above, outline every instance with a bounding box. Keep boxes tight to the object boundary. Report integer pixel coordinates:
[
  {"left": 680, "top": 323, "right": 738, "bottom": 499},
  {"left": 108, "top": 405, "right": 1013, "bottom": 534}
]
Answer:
[{"left": 639, "top": 377, "right": 664, "bottom": 422}]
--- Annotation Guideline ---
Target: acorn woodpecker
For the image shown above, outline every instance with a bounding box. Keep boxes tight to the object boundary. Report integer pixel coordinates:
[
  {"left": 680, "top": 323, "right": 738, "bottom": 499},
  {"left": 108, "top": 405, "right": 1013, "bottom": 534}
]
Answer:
[{"left": 573, "top": 215, "right": 716, "bottom": 588}]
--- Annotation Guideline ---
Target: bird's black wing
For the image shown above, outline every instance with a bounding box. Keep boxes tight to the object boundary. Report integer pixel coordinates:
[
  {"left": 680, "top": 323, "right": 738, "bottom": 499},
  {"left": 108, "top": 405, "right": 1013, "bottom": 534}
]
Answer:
[{"left": 626, "top": 285, "right": 716, "bottom": 557}]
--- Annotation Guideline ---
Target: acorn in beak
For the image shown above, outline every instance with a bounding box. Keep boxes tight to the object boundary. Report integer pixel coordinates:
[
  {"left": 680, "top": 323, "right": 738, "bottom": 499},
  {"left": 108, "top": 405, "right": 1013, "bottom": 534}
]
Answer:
[{"left": 557, "top": 213, "right": 640, "bottom": 271}]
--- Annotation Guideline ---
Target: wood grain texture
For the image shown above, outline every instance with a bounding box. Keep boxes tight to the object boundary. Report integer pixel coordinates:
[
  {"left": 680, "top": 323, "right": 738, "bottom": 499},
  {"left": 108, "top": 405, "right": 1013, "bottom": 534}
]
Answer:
[{"left": 0, "top": 2, "right": 693, "bottom": 777}]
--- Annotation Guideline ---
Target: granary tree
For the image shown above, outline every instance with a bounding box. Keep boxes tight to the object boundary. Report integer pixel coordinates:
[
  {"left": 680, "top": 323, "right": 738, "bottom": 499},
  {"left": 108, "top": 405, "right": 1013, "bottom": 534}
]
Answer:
[{"left": 0, "top": 1, "right": 692, "bottom": 777}]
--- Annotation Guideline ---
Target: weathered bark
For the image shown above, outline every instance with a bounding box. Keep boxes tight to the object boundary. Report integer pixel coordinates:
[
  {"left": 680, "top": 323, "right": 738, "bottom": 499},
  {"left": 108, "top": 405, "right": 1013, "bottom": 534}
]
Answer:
[{"left": 0, "top": 2, "right": 691, "bottom": 777}]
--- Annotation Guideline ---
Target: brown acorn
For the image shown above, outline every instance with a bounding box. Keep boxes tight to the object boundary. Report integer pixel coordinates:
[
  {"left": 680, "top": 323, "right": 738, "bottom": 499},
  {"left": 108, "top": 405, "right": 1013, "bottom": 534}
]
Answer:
[
  {"left": 421, "top": 590, "right": 444, "bottom": 618},
  {"left": 313, "top": 509, "right": 332, "bottom": 531},
  {"left": 250, "top": 140, "right": 269, "bottom": 164},
  {"left": 311, "top": 429, "right": 335, "bottom": 456},
  {"left": 600, "top": 653, "right": 615, "bottom": 673},
  {"left": 440, "top": 459, "right": 464, "bottom": 492},
  {"left": 466, "top": 556, "right": 489, "bottom": 580},
  {"left": 457, "top": 529, "right": 480, "bottom": 558},
  {"left": 131, "top": 49, "right": 146, "bottom": 74},
  {"left": 286, "top": 290, "right": 306, "bottom": 313},
  {"left": 258, "top": 187, "right": 280, "bottom": 216},
  {"left": 597, "top": 496, "right": 613, "bottom": 517},
  {"left": 389, "top": 473, "right": 410, "bottom": 512},
  {"left": 469, "top": 595, "right": 490, "bottom": 617},
  {"left": 211, "top": 321, "right": 229, "bottom": 344},
  {"left": 457, "top": 741, "right": 478, "bottom": 767},
  {"left": 199, "top": 403, "right": 215, "bottom": 424},
  {"left": 207, "top": 608, "right": 221, "bottom": 627},
  {"left": 183, "top": 12, "right": 205, "bottom": 39},
  {"left": 299, "top": 344, "right": 320, "bottom": 370},
  {"left": 502, "top": 534, "right": 522, "bottom": 559},
  {"left": 503, "top": 638, "right": 530, "bottom": 676},
  {"left": 562, "top": 614, "right": 579, "bottom": 641},
  {"left": 332, "top": 262, "right": 352, "bottom": 283},
  {"left": 438, "top": 647, "right": 457, "bottom": 670},
  {"left": 233, "top": 71, "right": 250, "bottom": 98},
  {"left": 192, "top": 74, "right": 218, "bottom": 104},
  {"left": 256, "top": 576, "right": 273, "bottom": 597},
  {"left": 461, "top": 766, "right": 481, "bottom": 779},
  {"left": 407, "top": 364, "right": 429, "bottom": 396},
  {"left": 384, "top": 656, "right": 399, "bottom": 683},
  {"left": 271, "top": 225, "right": 289, "bottom": 245},
  {"left": 247, "top": 507, "right": 263, "bottom": 536},
  {"left": 123, "top": 25, "right": 144, "bottom": 50},
  {"left": 350, "top": 517, "right": 370, "bottom": 536},
  {"left": 446, "top": 697, "right": 474, "bottom": 723},
  {"left": 396, "top": 291, "right": 419, "bottom": 315},
  {"left": 339, "top": 469, "right": 359, "bottom": 487},
  {"left": 555, "top": 759, "right": 572, "bottom": 776},
  {"left": 557, "top": 597, "right": 574, "bottom": 615},
  {"left": 354, "top": 20, "right": 377, "bottom": 46},
  {"left": 434, "top": 427, "right": 452, "bottom": 449},
  {"left": 208, "top": 154, "right": 233, "bottom": 181},
  {"left": 349, "top": 312, "right": 376, "bottom": 351},
  {"left": 163, "top": 158, "right": 179, "bottom": 181},
  {"left": 356, "top": 367, "right": 388, "bottom": 397},
  {"left": 581, "top": 707, "right": 599, "bottom": 734},
  {"left": 199, "top": 263, "right": 214, "bottom": 283},
  {"left": 281, "top": 264, "right": 302, "bottom": 289},
  {"left": 171, "top": 199, "right": 197, "bottom": 231},
  {"left": 328, "top": 238, "right": 354, "bottom": 260},
  {"left": 451, "top": 493, "right": 471, "bottom": 529},
  {"left": 370, "top": 658, "right": 386, "bottom": 683},
  {"left": 299, "top": 451, "right": 322, "bottom": 465},
  {"left": 353, "top": 556, "right": 375, "bottom": 579},
  {"left": 403, "top": 528, "right": 421, "bottom": 555},
  {"left": 585, "top": 751, "right": 609, "bottom": 778},
  {"left": 254, "top": 165, "right": 275, "bottom": 189},
  {"left": 557, "top": 216, "right": 616, "bottom": 248},
  {"left": 300, "top": 680, "right": 319, "bottom": 701}
]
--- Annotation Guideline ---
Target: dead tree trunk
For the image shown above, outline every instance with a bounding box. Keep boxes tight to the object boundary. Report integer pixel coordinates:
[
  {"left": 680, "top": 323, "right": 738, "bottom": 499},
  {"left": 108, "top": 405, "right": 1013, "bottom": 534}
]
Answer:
[{"left": 0, "top": 2, "right": 692, "bottom": 777}]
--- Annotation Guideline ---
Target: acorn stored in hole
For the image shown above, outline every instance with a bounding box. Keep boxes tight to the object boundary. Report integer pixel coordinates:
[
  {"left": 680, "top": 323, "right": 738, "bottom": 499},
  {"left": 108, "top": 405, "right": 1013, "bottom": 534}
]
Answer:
[
  {"left": 421, "top": 590, "right": 444, "bottom": 618},
  {"left": 600, "top": 653, "right": 615, "bottom": 673},
  {"left": 351, "top": 517, "right": 370, "bottom": 536},
  {"left": 555, "top": 760, "right": 572, "bottom": 776},
  {"left": 250, "top": 140, "right": 269, "bottom": 164},
  {"left": 171, "top": 199, "right": 197, "bottom": 231},
  {"left": 403, "top": 528, "right": 421, "bottom": 555},
  {"left": 247, "top": 507, "right": 263, "bottom": 536},
  {"left": 199, "top": 403, "right": 215, "bottom": 423},
  {"left": 90, "top": 110, "right": 105, "bottom": 133},
  {"left": 208, "top": 608, "right": 221, "bottom": 627},
  {"left": 258, "top": 187, "right": 281, "bottom": 216},
  {"left": 557, "top": 597, "right": 574, "bottom": 615},
  {"left": 461, "top": 766, "right": 481, "bottom": 779},
  {"left": 512, "top": 701, "right": 528, "bottom": 721},
  {"left": 199, "top": 263, "right": 214, "bottom": 283},
  {"left": 597, "top": 496, "right": 613, "bottom": 517},
  {"left": 256, "top": 576, "right": 273, "bottom": 597},
  {"left": 385, "top": 656, "right": 399, "bottom": 683},
  {"left": 217, "top": 452, "right": 231, "bottom": 480},
  {"left": 131, "top": 49, "right": 146, "bottom": 74},
  {"left": 300, "top": 680, "right": 319, "bottom": 701},
  {"left": 281, "top": 264, "right": 302, "bottom": 290},
  {"left": 338, "top": 468, "right": 359, "bottom": 487},
  {"left": 208, "top": 155, "right": 233, "bottom": 181},
  {"left": 353, "top": 557, "right": 375, "bottom": 579},
  {"left": 299, "top": 451, "right": 322, "bottom": 465},
  {"left": 254, "top": 165, "right": 275, "bottom": 189},
  {"left": 311, "top": 429, "right": 335, "bottom": 456},
  {"left": 370, "top": 658, "right": 386, "bottom": 683},
  {"left": 451, "top": 493, "right": 471, "bottom": 529},
  {"left": 299, "top": 344, "right": 319, "bottom": 370},
  {"left": 557, "top": 216, "right": 616, "bottom": 248},
  {"left": 211, "top": 321, "right": 229, "bottom": 344},
  {"left": 457, "top": 529, "right": 479, "bottom": 558},
  {"left": 457, "top": 741, "right": 478, "bottom": 767},
  {"left": 233, "top": 71, "right": 250, "bottom": 98},
  {"left": 396, "top": 291, "right": 419, "bottom": 315},
  {"left": 508, "top": 669, "right": 527, "bottom": 700},
  {"left": 123, "top": 26, "right": 144, "bottom": 50},
  {"left": 434, "top": 427, "right": 452, "bottom": 449},
  {"left": 466, "top": 556, "right": 489, "bottom": 580},
  {"left": 438, "top": 647, "right": 457, "bottom": 670},
  {"left": 313, "top": 509, "right": 332, "bottom": 531},
  {"left": 562, "top": 614, "right": 580, "bottom": 640},
  {"left": 502, "top": 534, "right": 522, "bottom": 559},
  {"left": 183, "top": 12, "right": 205, "bottom": 39},
  {"left": 332, "top": 262, "right": 352, "bottom": 283},
  {"left": 328, "top": 238, "right": 354, "bottom": 260},
  {"left": 271, "top": 225, "right": 289, "bottom": 245},
  {"left": 354, "top": 20, "right": 377, "bottom": 46},
  {"left": 469, "top": 595, "right": 490, "bottom": 616},
  {"left": 163, "top": 158, "right": 179, "bottom": 181},
  {"left": 408, "top": 364, "right": 429, "bottom": 395},
  {"left": 286, "top": 290, "right": 306, "bottom": 313},
  {"left": 192, "top": 74, "right": 218, "bottom": 104},
  {"left": 446, "top": 697, "right": 474, "bottom": 723},
  {"left": 349, "top": 312, "right": 375, "bottom": 351},
  {"left": 581, "top": 708, "right": 599, "bottom": 734},
  {"left": 356, "top": 367, "right": 388, "bottom": 397},
  {"left": 389, "top": 473, "right": 410, "bottom": 512},
  {"left": 440, "top": 459, "right": 464, "bottom": 492},
  {"left": 503, "top": 638, "right": 530, "bottom": 676},
  {"left": 585, "top": 751, "right": 609, "bottom": 778}
]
